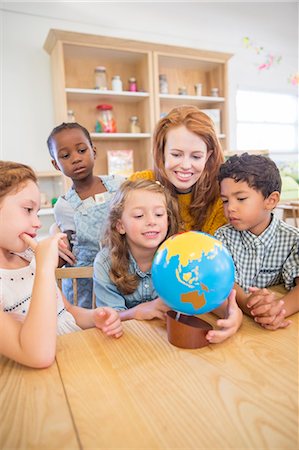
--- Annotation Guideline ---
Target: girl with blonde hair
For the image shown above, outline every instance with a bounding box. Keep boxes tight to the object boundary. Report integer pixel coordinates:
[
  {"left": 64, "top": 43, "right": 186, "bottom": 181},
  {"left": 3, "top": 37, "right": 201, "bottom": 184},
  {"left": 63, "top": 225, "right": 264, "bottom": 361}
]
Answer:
[{"left": 94, "top": 179, "right": 180, "bottom": 320}]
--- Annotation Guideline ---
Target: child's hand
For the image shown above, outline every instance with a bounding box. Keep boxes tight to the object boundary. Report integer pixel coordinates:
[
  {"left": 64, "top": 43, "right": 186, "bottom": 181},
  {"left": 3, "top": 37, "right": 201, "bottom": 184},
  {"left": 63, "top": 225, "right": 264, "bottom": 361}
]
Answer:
[
  {"left": 247, "top": 287, "right": 291, "bottom": 330},
  {"left": 134, "top": 297, "right": 170, "bottom": 321},
  {"left": 20, "top": 232, "right": 67, "bottom": 270},
  {"left": 58, "top": 236, "right": 76, "bottom": 266},
  {"left": 93, "top": 307, "right": 123, "bottom": 338},
  {"left": 206, "top": 290, "right": 243, "bottom": 344}
]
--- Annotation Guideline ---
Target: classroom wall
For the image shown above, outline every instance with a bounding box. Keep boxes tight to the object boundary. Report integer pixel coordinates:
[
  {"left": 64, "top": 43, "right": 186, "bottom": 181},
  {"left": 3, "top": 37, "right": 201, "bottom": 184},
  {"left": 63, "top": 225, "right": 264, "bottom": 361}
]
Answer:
[{"left": 1, "top": 2, "right": 298, "bottom": 172}]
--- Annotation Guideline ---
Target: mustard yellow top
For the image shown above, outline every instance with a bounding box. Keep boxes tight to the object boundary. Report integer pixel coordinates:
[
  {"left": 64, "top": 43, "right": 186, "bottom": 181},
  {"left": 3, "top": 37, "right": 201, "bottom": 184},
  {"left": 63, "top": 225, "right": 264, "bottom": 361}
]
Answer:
[{"left": 129, "top": 170, "right": 227, "bottom": 236}]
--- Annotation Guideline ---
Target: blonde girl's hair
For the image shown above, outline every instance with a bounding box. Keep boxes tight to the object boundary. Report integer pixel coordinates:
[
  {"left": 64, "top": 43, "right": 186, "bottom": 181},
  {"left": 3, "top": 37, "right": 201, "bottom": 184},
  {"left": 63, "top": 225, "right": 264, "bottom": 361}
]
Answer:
[
  {"left": 103, "top": 179, "right": 180, "bottom": 295},
  {"left": 0, "top": 161, "right": 37, "bottom": 204},
  {"left": 153, "top": 105, "right": 224, "bottom": 230}
]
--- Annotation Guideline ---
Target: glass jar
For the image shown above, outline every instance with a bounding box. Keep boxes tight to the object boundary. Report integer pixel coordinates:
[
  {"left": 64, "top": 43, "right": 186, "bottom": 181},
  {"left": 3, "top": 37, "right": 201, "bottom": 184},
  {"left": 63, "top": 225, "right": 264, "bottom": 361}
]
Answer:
[
  {"left": 67, "top": 109, "right": 76, "bottom": 122},
  {"left": 178, "top": 86, "right": 187, "bottom": 95},
  {"left": 210, "top": 87, "right": 219, "bottom": 97},
  {"left": 159, "top": 74, "right": 169, "bottom": 94},
  {"left": 111, "top": 75, "right": 123, "bottom": 92},
  {"left": 128, "top": 77, "right": 137, "bottom": 92},
  {"left": 94, "top": 66, "right": 108, "bottom": 90},
  {"left": 95, "top": 104, "right": 117, "bottom": 133},
  {"left": 129, "top": 116, "right": 141, "bottom": 133}
]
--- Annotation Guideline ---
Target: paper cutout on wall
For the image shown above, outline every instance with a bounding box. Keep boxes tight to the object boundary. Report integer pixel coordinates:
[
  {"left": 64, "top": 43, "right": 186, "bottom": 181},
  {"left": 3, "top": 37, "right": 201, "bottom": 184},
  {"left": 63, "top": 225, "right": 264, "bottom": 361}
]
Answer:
[
  {"left": 288, "top": 73, "right": 299, "bottom": 86},
  {"left": 242, "top": 37, "right": 282, "bottom": 72}
]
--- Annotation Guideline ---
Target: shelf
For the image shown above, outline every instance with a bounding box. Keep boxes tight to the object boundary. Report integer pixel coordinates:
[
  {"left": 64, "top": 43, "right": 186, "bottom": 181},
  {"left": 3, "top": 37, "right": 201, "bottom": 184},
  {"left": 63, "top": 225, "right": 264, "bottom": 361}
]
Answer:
[
  {"left": 159, "top": 94, "right": 225, "bottom": 104},
  {"left": 90, "top": 132, "right": 151, "bottom": 140},
  {"left": 66, "top": 88, "right": 149, "bottom": 103}
]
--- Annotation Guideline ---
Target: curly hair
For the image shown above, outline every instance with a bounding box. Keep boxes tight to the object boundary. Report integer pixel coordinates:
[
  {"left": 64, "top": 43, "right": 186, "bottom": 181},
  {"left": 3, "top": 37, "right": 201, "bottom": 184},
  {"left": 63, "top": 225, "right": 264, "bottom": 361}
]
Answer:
[
  {"left": 47, "top": 122, "right": 93, "bottom": 159},
  {"left": 0, "top": 161, "right": 37, "bottom": 204},
  {"left": 103, "top": 179, "right": 180, "bottom": 295},
  {"left": 153, "top": 105, "right": 224, "bottom": 230},
  {"left": 218, "top": 153, "right": 282, "bottom": 197}
]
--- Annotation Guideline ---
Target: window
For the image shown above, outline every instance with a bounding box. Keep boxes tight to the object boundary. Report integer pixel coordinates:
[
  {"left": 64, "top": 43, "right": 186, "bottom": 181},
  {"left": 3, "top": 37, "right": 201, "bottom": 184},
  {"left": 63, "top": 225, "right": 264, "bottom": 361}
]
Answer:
[{"left": 236, "top": 90, "right": 298, "bottom": 155}]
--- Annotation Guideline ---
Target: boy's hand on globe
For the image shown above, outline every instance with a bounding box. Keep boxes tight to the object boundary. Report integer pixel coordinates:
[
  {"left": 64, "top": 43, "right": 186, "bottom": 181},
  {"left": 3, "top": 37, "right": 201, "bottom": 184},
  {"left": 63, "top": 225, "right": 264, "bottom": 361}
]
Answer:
[{"left": 206, "top": 290, "right": 243, "bottom": 344}]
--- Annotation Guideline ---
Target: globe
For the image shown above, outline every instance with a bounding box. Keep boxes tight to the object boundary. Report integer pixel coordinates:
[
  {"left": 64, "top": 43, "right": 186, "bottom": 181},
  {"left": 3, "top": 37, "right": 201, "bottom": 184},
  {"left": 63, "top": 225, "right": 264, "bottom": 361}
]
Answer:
[{"left": 152, "top": 231, "right": 235, "bottom": 315}]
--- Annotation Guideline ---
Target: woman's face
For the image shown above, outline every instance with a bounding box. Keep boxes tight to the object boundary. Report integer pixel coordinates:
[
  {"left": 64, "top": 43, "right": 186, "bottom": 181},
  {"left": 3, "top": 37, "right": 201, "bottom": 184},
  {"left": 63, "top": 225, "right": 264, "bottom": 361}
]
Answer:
[{"left": 164, "top": 125, "right": 211, "bottom": 193}]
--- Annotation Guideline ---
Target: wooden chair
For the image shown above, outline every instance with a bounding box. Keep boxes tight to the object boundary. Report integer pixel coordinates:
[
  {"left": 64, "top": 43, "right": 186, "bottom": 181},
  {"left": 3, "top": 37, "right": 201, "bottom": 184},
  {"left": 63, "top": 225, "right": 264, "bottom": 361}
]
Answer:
[
  {"left": 276, "top": 200, "right": 299, "bottom": 228},
  {"left": 55, "top": 266, "right": 95, "bottom": 308}
]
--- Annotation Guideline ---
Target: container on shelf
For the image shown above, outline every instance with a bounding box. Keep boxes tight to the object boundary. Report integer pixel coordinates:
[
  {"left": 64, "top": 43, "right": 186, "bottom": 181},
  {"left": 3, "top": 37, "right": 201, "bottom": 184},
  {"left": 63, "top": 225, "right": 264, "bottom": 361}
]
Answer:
[
  {"left": 194, "top": 83, "right": 202, "bottom": 96},
  {"left": 94, "top": 66, "right": 108, "bottom": 90},
  {"left": 111, "top": 75, "right": 123, "bottom": 92},
  {"left": 128, "top": 77, "right": 137, "bottom": 92},
  {"left": 67, "top": 109, "right": 76, "bottom": 122},
  {"left": 95, "top": 104, "right": 117, "bottom": 133},
  {"left": 210, "top": 87, "right": 219, "bottom": 97},
  {"left": 159, "top": 74, "right": 169, "bottom": 94},
  {"left": 178, "top": 86, "right": 187, "bottom": 95},
  {"left": 129, "top": 116, "right": 141, "bottom": 133}
]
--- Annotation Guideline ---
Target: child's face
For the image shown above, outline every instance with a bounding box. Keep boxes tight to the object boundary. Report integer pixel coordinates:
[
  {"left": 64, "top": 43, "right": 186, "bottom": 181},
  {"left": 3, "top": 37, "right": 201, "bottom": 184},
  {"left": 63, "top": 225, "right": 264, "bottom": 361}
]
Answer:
[
  {"left": 220, "top": 179, "right": 276, "bottom": 236},
  {"left": 164, "top": 125, "right": 211, "bottom": 193},
  {"left": 51, "top": 128, "right": 96, "bottom": 180},
  {"left": 0, "top": 181, "right": 41, "bottom": 254},
  {"left": 116, "top": 190, "right": 168, "bottom": 254}
]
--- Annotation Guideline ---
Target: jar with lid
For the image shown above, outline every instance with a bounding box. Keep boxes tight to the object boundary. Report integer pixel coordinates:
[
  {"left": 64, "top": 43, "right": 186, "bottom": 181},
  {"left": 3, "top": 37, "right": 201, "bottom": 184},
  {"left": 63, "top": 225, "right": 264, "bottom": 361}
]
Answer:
[
  {"left": 111, "top": 75, "right": 123, "bottom": 92},
  {"left": 210, "top": 87, "right": 219, "bottom": 97},
  {"left": 94, "top": 66, "right": 108, "bottom": 90},
  {"left": 159, "top": 74, "right": 168, "bottom": 94},
  {"left": 178, "top": 86, "right": 187, "bottom": 95},
  {"left": 128, "top": 77, "right": 137, "bottom": 92},
  {"left": 95, "top": 104, "right": 117, "bottom": 133},
  {"left": 129, "top": 116, "right": 141, "bottom": 133},
  {"left": 67, "top": 109, "right": 76, "bottom": 123}
]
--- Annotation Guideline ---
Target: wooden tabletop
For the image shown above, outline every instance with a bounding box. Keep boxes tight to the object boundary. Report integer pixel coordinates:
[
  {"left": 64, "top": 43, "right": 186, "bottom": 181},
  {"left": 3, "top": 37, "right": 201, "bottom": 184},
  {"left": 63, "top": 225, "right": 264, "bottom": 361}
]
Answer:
[{"left": 1, "top": 310, "right": 298, "bottom": 449}]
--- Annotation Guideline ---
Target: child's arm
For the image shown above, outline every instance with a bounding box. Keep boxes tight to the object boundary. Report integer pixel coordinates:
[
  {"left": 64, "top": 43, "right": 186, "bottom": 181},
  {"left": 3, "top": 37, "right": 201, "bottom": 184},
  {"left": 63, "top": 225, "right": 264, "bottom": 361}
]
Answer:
[
  {"left": 61, "top": 294, "right": 122, "bottom": 338},
  {"left": 118, "top": 297, "right": 170, "bottom": 321},
  {"left": 0, "top": 233, "right": 66, "bottom": 368},
  {"left": 49, "top": 223, "right": 76, "bottom": 266},
  {"left": 206, "top": 289, "right": 243, "bottom": 344}
]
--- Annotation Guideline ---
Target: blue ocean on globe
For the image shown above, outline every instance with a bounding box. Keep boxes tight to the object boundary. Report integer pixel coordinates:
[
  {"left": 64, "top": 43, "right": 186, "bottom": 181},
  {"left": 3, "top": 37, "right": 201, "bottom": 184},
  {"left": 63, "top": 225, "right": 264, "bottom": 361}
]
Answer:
[{"left": 152, "top": 231, "right": 235, "bottom": 315}]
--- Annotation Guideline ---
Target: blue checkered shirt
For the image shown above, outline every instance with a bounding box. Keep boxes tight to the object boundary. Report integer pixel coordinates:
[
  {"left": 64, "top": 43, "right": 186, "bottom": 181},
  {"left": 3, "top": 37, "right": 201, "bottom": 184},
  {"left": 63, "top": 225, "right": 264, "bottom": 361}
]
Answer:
[{"left": 215, "top": 214, "right": 299, "bottom": 292}]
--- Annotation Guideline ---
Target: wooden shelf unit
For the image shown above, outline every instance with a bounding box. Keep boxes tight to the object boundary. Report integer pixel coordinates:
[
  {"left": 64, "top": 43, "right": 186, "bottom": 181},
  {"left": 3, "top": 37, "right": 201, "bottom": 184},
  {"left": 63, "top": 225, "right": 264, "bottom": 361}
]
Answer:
[{"left": 44, "top": 29, "right": 232, "bottom": 175}]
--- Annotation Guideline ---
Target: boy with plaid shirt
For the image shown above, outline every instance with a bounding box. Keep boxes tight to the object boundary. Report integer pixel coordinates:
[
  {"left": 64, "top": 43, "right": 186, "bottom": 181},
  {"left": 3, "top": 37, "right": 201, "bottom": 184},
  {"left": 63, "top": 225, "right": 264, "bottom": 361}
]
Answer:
[{"left": 215, "top": 153, "right": 299, "bottom": 330}]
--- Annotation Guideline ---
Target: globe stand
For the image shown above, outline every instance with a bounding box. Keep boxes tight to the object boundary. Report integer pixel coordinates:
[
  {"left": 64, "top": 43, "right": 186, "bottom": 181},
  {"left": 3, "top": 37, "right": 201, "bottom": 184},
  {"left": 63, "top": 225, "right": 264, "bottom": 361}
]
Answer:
[{"left": 166, "top": 310, "right": 213, "bottom": 349}]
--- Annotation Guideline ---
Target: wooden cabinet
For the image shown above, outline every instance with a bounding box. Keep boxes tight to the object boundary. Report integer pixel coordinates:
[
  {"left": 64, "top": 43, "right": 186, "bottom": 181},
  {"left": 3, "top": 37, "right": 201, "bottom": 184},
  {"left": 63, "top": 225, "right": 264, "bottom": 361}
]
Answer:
[{"left": 44, "top": 29, "right": 232, "bottom": 175}]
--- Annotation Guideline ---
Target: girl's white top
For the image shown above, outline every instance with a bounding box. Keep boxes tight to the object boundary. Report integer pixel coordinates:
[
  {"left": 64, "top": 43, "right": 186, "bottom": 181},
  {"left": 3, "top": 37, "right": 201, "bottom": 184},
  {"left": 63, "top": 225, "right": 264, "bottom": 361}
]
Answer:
[{"left": 0, "top": 252, "right": 81, "bottom": 335}]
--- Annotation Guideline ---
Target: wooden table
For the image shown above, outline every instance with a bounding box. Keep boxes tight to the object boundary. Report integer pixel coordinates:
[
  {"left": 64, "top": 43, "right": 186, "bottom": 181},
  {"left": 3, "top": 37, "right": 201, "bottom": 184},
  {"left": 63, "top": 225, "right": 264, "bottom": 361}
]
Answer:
[{"left": 1, "top": 310, "right": 298, "bottom": 449}]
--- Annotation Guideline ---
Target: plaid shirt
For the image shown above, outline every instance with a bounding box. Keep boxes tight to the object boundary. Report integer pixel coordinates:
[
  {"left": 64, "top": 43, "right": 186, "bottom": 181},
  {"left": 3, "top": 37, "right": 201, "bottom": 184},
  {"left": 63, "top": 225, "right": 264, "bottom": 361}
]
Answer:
[{"left": 215, "top": 214, "right": 299, "bottom": 292}]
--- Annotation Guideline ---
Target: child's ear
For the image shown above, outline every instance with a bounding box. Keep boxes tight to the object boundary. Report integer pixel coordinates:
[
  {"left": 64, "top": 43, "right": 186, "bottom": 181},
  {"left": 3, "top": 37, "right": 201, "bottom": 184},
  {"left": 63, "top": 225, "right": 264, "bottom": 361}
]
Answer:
[
  {"left": 51, "top": 159, "right": 60, "bottom": 172},
  {"left": 93, "top": 146, "right": 97, "bottom": 159},
  {"left": 265, "top": 191, "right": 280, "bottom": 211},
  {"left": 116, "top": 219, "right": 126, "bottom": 235}
]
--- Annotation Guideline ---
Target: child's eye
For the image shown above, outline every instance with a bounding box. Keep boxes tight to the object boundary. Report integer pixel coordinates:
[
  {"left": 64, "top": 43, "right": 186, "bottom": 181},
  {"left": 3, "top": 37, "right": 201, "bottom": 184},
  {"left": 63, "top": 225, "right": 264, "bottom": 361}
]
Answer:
[
  {"left": 24, "top": 207, "right": 33, "bottom": 213},
  {"left": 221, "top": 199, "right": 228, "bottom": 204},
  {"left": 78, "top": 148, "right": 87, "bottom": 153},
  {"left": 60, "top": 154, "right": 69, "bottom": 159},
  {"left": 238, "top": 197, "right": 247, "bottom": 201},
  {"left": 134, "top": 214, "right": 143, "bottom": 219}
]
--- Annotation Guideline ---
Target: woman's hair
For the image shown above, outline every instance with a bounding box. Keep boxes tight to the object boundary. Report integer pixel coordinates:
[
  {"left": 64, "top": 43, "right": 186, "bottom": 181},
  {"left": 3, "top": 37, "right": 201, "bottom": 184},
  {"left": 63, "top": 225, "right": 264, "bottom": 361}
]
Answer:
[
  {"left": 47, "top": 122, "right": 93, "bottom": 159},
  {"left": 103, "top": 179, "right": 180, "bottom": 295},
  {"left": 0, "top": 161, "right": 37, "bottom": 204},
  {"left": 218, "top": 152, "right": 282, "bottom": 197},
  {"left": 153, "top": 105, "right": 224, "bottom": 230}
]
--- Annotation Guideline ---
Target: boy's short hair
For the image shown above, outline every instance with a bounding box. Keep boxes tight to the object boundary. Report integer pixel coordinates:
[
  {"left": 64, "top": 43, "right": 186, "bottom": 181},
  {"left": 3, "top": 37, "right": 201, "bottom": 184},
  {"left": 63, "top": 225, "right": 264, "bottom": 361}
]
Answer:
[
  {"left": 47, "top": 122, "right": 93, "bottom": 159},
  {"left": 218, "top": 152, "right": 282, "bottom": 198}
]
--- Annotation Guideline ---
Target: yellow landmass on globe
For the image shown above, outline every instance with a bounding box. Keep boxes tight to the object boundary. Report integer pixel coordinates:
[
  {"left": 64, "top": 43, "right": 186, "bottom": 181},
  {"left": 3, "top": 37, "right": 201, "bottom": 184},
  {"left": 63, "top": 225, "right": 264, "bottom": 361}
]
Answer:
[{"left": 159, "top": 232, "right": 223, "bottom": 267}]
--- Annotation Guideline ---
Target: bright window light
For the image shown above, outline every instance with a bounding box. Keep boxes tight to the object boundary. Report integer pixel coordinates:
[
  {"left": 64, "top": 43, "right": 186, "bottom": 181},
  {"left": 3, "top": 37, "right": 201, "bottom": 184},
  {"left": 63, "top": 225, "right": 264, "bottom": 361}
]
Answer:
[{"left": 236, "top": 90, "right": 298, "bottom": 154}]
